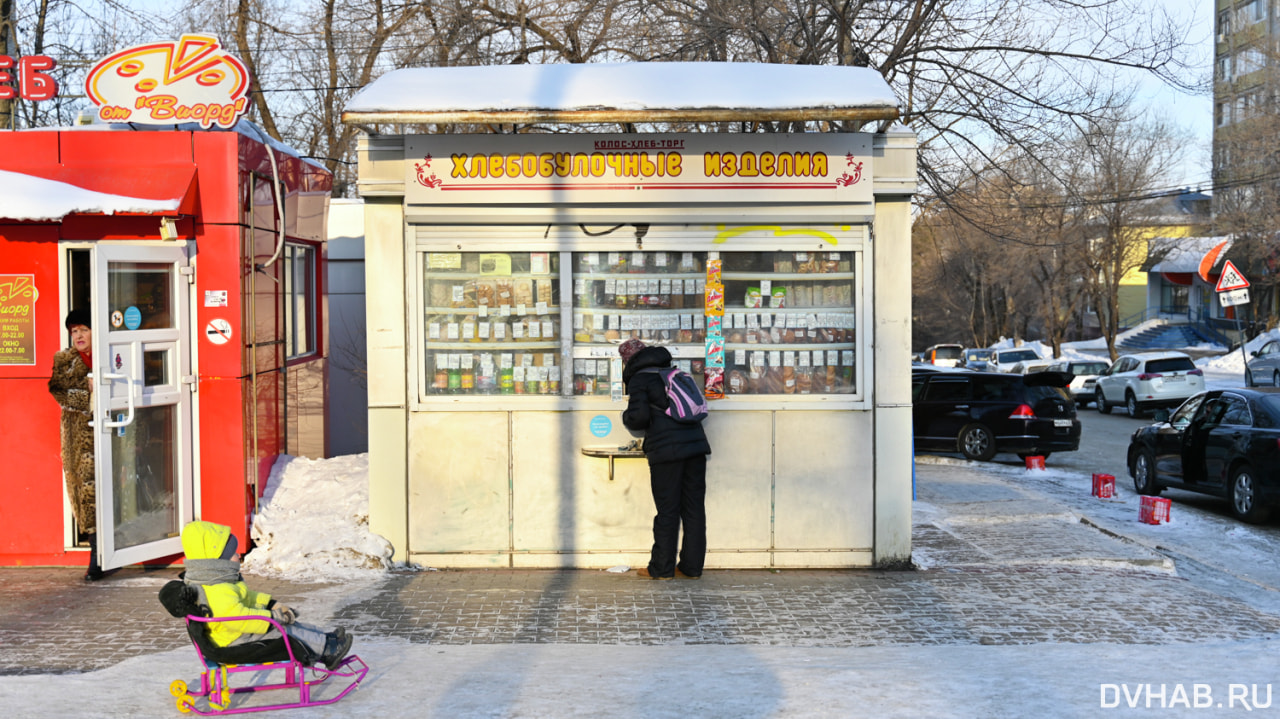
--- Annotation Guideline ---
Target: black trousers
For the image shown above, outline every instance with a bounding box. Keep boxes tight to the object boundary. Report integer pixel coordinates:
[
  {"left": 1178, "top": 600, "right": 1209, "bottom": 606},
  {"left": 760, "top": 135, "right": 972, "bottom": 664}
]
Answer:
[{"left": 647, "top": 454, "right": 707, "bottom": 578}]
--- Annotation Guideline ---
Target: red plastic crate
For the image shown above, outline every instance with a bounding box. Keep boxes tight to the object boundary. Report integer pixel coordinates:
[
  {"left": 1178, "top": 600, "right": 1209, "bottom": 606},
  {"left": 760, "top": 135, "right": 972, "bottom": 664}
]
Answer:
[
  {"left": 1025, "top": 455, "right": 1046, "bottom": 470},
  {"left": 1091, "top": 473, "right": 1115, "bottom": 499},
  {"left": 1140, "top": 496, "right": 1171, "bottom": 525}
]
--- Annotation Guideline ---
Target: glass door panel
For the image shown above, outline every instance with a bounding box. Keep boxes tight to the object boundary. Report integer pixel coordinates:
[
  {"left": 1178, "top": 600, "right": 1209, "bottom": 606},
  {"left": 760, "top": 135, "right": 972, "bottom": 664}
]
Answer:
[{"left": 92, "top": 244, "right": 193, "bottom": 569}]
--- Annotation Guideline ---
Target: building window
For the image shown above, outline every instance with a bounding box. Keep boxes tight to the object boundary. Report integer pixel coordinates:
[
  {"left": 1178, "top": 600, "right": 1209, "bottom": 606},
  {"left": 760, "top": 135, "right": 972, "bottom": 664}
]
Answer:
[
  {"left": 1216, "top": 101, "right": 1228, "bottom": 127},
  {"left": 284, "top": 243, "right": 317, "bottom": 359}
]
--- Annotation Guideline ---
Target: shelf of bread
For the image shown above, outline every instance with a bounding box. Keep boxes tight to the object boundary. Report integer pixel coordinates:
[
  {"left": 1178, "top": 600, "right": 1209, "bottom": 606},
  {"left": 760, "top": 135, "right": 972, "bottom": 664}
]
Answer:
[
  {"left": 723, "top": 348, "right": 856, "bottom": 395},
  {"left": 425, "top": 315, "right": 561, "bottom": 343}
]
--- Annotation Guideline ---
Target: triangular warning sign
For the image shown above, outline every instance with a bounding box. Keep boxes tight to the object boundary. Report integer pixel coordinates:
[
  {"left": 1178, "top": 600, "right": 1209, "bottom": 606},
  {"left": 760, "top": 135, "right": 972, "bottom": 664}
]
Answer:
[{"left": 1216, "top": 260, "right": 1250, "bottom": 292}]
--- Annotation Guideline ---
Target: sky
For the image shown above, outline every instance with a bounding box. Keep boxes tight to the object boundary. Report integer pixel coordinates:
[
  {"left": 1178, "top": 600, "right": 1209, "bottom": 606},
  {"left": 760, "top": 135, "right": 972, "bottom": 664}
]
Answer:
[{"left": 1134, "top": 0, "right": 1215, "bottom": 190}]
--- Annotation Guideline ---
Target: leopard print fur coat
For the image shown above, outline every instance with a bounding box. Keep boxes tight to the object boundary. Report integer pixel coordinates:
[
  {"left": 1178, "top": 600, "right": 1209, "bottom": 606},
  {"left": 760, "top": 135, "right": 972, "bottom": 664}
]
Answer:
[{"left": 48, "top": 348, "right": 95, "bottom": 533}]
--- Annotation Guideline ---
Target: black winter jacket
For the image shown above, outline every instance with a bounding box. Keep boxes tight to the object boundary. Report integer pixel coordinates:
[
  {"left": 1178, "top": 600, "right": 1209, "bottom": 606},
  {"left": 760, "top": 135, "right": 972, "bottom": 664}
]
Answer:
[{"left": 621, "top": 346, "right": 711, "bottom": 465}]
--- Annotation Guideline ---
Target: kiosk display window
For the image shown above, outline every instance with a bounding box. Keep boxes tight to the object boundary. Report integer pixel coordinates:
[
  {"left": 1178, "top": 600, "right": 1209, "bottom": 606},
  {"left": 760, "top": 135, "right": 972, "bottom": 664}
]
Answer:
[
  {"left": 571, "top": 251, "right": 707, "bottom": 396},
  {"left": 416, "top": 237, "right": 862, "bottom": 401},
  {"left": 422, "top": 251, "right": 562, "bottom": 395},
  {"left": 720, "top": 251, "right": 857, "bottom": 395}
]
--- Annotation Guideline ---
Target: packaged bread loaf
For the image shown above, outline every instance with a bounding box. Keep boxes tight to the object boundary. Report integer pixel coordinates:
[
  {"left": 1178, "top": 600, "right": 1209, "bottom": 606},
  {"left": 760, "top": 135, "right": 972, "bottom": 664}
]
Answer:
[{"left": 782, "top": 366, "right": 796, "bottom": 394}]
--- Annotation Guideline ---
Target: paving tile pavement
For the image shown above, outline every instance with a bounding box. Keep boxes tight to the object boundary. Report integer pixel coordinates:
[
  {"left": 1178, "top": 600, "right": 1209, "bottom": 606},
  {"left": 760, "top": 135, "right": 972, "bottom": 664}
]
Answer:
[{"left": 3, "top": 462, "right": 1280, "bottom": 676}]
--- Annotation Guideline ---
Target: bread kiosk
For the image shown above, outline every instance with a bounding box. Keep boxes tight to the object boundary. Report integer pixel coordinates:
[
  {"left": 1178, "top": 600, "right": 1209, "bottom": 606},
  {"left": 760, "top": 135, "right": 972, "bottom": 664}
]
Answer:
[{"left": 343, "top": 62, "right": 916, "bottom": 569}]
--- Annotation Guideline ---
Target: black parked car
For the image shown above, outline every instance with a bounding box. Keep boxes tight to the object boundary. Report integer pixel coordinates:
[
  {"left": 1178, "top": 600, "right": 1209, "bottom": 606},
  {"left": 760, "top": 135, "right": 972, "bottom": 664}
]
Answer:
[
  {"left": 1127, "top": 388, "right": 1280, "bottom": 523},
  {"left": 912, "top": 371, "right": 1081, "bottom": 462}
]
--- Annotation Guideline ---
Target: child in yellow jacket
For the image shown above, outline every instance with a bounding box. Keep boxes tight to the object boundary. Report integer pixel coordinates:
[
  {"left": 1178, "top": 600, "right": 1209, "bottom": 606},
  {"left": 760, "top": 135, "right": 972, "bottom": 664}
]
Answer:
[{"left": 180, "top": 521, "right": 353, "bottom": 670}]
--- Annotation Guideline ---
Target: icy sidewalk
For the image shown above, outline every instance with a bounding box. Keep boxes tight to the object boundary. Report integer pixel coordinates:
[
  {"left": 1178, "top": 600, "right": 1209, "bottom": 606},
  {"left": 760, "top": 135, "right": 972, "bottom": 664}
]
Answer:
[{"left": 5, "top": 461, "right": 1280, "bottom": 716}]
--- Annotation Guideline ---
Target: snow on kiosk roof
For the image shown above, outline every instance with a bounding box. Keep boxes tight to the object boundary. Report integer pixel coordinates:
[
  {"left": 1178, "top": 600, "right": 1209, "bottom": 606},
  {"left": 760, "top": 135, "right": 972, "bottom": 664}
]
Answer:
[{"left": 342, "top": 62, "right": 900, "bottom": 125}]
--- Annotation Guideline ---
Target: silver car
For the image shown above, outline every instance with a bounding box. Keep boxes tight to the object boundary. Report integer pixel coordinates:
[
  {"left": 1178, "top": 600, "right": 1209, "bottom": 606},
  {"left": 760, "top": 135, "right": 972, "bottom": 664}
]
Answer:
[
  {"left": 1046, "top": 360, "right": 1110, "bottom": 407},
  {"left": 1246, "top": 340, "right": 1280, "bottom": 387}
]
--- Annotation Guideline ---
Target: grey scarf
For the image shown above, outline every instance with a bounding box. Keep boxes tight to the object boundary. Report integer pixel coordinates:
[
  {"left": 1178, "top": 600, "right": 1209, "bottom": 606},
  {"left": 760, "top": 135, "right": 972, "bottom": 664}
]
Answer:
[{"left": 183, "top": 558, "right": 242, "bottom": 587}]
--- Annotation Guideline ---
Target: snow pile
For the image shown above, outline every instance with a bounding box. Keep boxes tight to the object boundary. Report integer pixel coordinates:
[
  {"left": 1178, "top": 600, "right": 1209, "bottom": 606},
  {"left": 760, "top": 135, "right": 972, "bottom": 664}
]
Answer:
[
  {"left": 1199, "top": 329, "right": 1279, "bottom": 374},
  {"left": 241, "top": 453, "right": 395, "bottom": 580},
  {"left": 0, "top": 169, "right": 180, "bottom": 221}
]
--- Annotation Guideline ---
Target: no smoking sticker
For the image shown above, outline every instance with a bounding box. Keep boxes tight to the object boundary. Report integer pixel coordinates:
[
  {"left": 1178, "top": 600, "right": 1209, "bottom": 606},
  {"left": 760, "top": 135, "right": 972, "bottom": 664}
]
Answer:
[{"left": 206, "top": 319, "right": 233, "bottom": 345}]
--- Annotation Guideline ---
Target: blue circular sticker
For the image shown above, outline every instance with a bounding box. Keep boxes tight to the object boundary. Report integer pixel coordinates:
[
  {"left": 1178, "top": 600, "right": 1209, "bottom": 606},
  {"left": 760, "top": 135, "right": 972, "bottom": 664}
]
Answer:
[
  {"left": 123, "top": 306, "right": 142, "bottom": 330},
  {"left": 589, "top": 415, "right": 612, "bottom": 437}
]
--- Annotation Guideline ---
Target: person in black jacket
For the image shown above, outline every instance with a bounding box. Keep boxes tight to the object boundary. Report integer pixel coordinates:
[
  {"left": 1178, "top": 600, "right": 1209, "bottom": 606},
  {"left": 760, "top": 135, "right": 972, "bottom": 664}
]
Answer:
[{"left": 619, "top": 339, "right": 712, "bottom": 580}]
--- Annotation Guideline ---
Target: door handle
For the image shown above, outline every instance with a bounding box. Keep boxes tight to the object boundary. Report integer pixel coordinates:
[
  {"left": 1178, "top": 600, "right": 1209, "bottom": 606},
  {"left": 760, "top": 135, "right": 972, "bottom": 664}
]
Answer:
[{"left": 100, "top": 371, "right": 136, "bottom": 428}]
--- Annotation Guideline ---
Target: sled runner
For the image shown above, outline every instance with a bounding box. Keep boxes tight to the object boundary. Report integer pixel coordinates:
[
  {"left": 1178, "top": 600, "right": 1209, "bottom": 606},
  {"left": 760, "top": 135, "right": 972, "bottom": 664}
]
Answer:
[{"left": 167, "top": 614, "right": 368, "bottom": 715}]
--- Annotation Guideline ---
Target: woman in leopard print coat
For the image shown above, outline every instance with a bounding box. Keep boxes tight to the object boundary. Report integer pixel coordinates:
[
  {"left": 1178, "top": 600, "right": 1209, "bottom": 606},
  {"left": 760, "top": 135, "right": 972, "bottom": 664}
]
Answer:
[{"left": 48, "top": 309, "right": 99, "bottom": 578}]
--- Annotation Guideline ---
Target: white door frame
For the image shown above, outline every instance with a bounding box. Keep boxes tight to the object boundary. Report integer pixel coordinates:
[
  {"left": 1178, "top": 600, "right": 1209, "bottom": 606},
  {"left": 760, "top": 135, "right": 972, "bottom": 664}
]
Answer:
[{"left": 90, "top": 242, "right": 195, "bottom": 570}]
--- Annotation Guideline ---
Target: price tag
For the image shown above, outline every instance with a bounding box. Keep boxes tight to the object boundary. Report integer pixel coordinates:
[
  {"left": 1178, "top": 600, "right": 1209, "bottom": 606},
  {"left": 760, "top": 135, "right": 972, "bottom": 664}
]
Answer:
[
  {"left": 735, "top": 350, "right": 746, "bottom": 365},
  {"left": 542, "top": 321, "right": 554, "bottom": 337},
  {"left": 783, "top": 352, "right": 796, "bottom": 367},
  {"left": 842, "top": 350, "right": 854, "bottom": 365},
  {"left": 769, "top": 351, "right": 781, "bottom": 367},
  {"left": 536, "top": 301, "right": 548, "bottom": 315},
  {"left": 429, "top": 323, "right": 441, "bottom": 340},
  {"left": 446, "top": 323, "right": 459, "bottom": 340},
  {"left": 494, "top": 323, "right": 507, "bottom": 340},
  {"left": 593, "top": 314, "right": 605, "bottom": 330},
  {"left": 479, "top": 322, "right": 491, "bottom": 339},
  {"left": 585, "top": 252, "right": 599, "bottom": 266}
]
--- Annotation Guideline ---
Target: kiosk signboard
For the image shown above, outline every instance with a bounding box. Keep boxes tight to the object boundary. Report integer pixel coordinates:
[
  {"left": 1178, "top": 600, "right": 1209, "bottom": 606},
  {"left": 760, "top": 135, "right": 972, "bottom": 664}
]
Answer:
[{"left": 405, "top": 133, "right": 874, "bottom": 206}]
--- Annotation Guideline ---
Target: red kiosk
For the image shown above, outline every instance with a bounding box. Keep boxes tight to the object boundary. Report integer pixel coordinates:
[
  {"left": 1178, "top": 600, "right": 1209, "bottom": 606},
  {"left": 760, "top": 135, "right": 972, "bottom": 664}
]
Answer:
[{"left": 0, "top": 36, "right": 331, "bottom": 571}]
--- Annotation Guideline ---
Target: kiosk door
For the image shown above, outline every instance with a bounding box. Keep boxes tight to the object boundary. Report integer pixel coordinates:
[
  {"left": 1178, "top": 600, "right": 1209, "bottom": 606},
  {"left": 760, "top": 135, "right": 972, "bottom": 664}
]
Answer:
[{"left": 91, "top": 244, "right": 194, "bottom": 570}]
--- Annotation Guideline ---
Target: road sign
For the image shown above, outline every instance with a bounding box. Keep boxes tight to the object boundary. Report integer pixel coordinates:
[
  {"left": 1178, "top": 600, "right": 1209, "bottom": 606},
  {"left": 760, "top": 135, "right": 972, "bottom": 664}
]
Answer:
[
  {"left": 1220, "top": 288, "right": 1250, "bottom": 307},
  {"left": 1216, "top": 260, "right": 1250, "bottom": 292}
]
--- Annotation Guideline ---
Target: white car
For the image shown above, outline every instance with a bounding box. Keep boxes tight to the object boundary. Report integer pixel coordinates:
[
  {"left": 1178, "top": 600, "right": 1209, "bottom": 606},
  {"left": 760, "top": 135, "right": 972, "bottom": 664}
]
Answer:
[
  {"left": 1045, "top": 360, "right": 1110, "bottom": 407},
  {"left": 990, "top": 348, "right": 1042, "bottom": 373},
  {"left": 1094, "top": 351, "right": 1205, "bottom": 418}
]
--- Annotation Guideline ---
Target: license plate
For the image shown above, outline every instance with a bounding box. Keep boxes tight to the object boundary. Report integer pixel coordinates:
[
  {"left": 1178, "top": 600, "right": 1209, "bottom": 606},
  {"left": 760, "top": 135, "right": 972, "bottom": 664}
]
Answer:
[
  {"left": 1164, "top": 375, "right": 1184, "bottom": 383},
  {"left": 1054, "top": 419, "right": 1072, "bottom": 427}
]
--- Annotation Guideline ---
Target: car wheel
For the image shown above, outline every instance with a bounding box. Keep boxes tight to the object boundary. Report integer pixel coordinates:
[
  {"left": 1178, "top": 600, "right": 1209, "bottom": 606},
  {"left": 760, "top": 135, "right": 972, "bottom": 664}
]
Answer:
[
  {"left": 1096, "top": 389, "right": 1111, "bottom": 414},
  {"left": 1126, "top": 392, "right": 1144, "bottom": 419},
  {"left": 958, "top": 424, "right": 997, "bottom": 462},
  {"left": 1229, "top": 464, "right": 1271, "bottom": 524},
  {"left": 1131, "top": 448, "right": 1161, "bottom": 496}
]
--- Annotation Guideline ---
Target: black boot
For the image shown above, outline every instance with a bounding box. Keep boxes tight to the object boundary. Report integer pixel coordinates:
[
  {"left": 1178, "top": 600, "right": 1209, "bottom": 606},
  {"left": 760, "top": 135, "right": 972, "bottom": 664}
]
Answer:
[
  {"left": 320, "top": 629, "right": 353, "bottom": 670},
  {"left": 84, "top": 532, "right": 104, "bottom": 581}
]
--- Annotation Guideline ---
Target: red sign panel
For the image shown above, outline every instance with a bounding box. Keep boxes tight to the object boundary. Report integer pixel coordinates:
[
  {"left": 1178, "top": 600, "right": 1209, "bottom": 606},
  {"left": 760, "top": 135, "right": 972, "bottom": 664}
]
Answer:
[{"left": 0, "top": 56, "right": 59, "bottom": 101}]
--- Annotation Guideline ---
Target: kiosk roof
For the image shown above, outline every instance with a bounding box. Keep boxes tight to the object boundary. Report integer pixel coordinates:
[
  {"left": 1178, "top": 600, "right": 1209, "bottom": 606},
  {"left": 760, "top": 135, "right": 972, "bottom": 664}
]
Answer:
[{"left": 342, "top": 62, "right": 900, "bottom": 125}]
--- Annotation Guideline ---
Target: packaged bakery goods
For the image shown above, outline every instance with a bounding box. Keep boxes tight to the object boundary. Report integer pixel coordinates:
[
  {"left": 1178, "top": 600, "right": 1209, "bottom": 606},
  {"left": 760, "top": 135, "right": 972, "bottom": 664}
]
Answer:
[
  {"left": 513, "top": 278, "right": 534, "bottom": 308},
  {"left": 703, "top": 367, "right": 724, "bottom": 400},
  {"left": 476, "top": 280, "right": 497, "bottom": 308},
  {"left": 763, "top": 367, "right": 785, "bottom": 394},
  {"left": 745, "top": 287, "right": 762, "bottom": 309},
  {"left": 536, "top": 278, "right": 553, "bottom": 306},
  {"left": 797, "top": 369, "right": 812, "bottom": 394},
  {"left": 428, "top": 282, "right": 452, "bottom": 308},
  {"left": 782, "top": 366, "right": 796, "bottom": 394},
  {"left": 727, "top": 369, "right": 748, "bottom": 395},
  {"left": 495, "top": 279, "right": 514, "bottom": 307},
  {"left": 771, "top": 287, "right": 787, "bottom": 309}
]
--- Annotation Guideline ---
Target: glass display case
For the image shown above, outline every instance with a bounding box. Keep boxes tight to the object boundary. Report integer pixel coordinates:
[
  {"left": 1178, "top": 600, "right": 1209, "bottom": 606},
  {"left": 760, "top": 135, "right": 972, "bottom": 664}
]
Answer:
[
  {"left": 417, "top": 244, "right": 859, "bottom": 400},
  {"left": 571, "top": 251, "right": 707, "bottom": 396},
  {"left": 422, "top": 251, "right": 563, "bottom": 395},
  {"left": 720, "top": 251, "right": 857, "bottom": 395}
]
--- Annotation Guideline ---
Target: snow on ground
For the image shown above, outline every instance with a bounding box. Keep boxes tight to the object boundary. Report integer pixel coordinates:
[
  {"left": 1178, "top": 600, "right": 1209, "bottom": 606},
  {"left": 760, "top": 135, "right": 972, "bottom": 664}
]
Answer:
[
  {"left": 7, "top": 641, "right": 1280, "bottom": 718},
  {"left": 240, "top": 453, "right": 400, "bottom": 581}
]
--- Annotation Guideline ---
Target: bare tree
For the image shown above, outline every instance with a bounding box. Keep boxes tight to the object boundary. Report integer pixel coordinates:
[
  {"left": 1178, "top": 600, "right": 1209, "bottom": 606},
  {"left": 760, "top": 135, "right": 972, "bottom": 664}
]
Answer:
[{"left": 1074, "top": 119, "right": 1184, "bottom": 360}]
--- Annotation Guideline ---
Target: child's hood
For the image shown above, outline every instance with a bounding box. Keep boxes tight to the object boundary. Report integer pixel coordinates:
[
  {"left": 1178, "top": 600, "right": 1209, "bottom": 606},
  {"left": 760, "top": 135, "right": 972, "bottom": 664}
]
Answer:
[{"left": 181, "top": 521, "right": 231, "bottom": 560}]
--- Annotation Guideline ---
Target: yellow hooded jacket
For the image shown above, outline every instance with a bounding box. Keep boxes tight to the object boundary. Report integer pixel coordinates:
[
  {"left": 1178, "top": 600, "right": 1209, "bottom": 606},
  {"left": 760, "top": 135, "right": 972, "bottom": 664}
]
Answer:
[{"left": 181, "top": 521, "right": 274, "bottom": 647}]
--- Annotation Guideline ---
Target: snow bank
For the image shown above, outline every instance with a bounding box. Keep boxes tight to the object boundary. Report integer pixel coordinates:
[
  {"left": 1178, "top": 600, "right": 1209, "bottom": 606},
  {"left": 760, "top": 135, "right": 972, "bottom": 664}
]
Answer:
[{"left": 241, "top": 453, "right": 396, "bottom": 580}]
